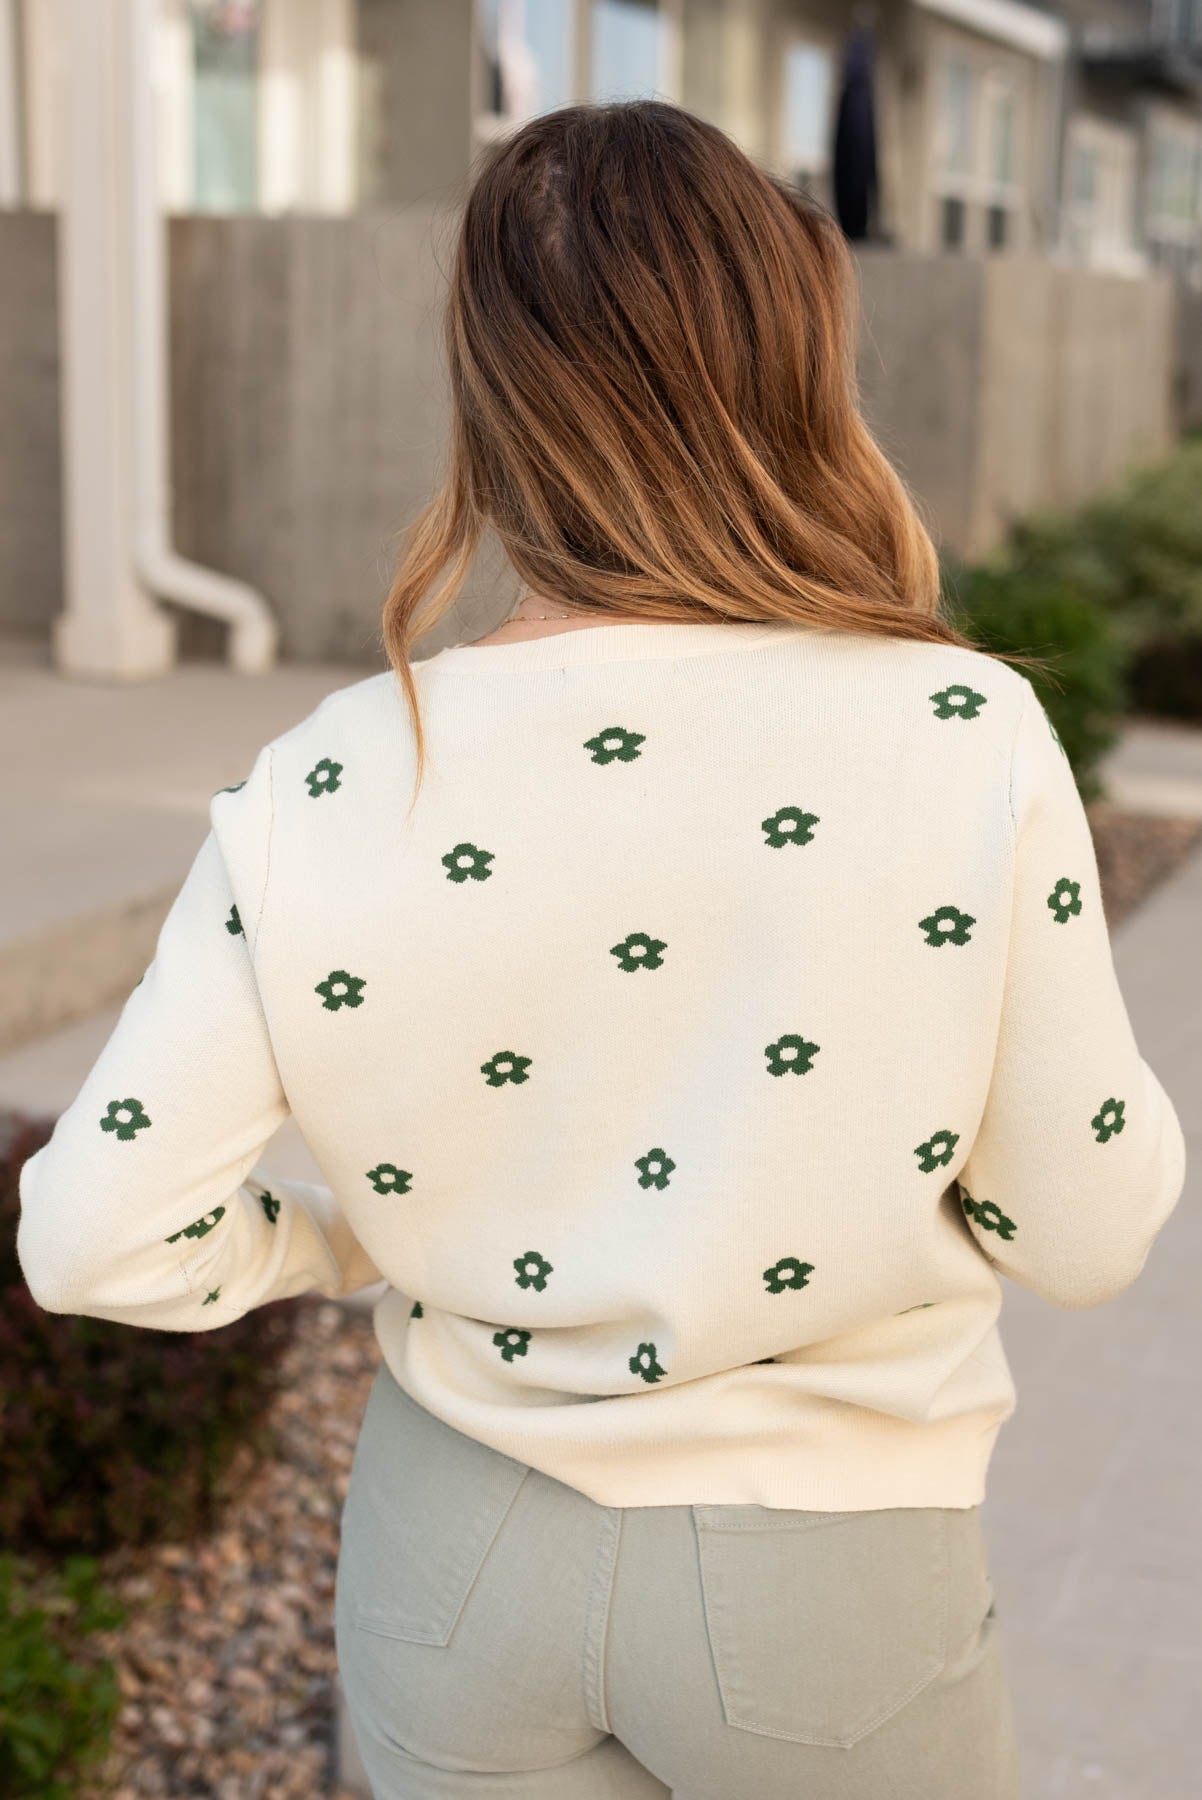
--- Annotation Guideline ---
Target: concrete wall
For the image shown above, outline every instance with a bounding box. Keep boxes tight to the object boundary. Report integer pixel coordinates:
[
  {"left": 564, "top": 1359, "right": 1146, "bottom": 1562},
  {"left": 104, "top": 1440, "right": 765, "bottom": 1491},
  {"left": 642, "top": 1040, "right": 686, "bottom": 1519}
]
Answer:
[
  {"left": 0, "top": 211, "right": 60, "bottom": 632},
  {"left": 0, "top": 209, "right": 1185, "bottom": 662},
  {"left": 855, "top": 248, "right": 1177, "bottom": 559}
]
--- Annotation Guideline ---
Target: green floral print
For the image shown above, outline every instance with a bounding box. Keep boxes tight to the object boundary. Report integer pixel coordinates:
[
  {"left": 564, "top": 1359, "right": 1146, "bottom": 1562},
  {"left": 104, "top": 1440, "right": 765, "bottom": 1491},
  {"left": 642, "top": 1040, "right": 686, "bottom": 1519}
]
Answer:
[
  {"left": 1047, "top": 878, "right": 1082, "bottom": 923},
  {"left": 411, "top": 1300, "right": 423, "bottom": 1318},
  {"left": 315, "top": 969, "right": 366, "bottom": 1011},
  {"left": 514, "top": 1250, "right": 553, "bottom": 1291},
  {"left": 494, "top": 1327, "right": 531, "bottom": 1362},
  {"left": 441, "top": 841, "right": 494, "bottom": 883},
  {"left": 761, "top": 805, "right": 820, "bottom": 848},
  {"left": 305, "top": 757, "right": 343, "bottom": 798},
  {"left": 225, "top": 903, "right": 243, "bottom": 936},
  {"left": 203, "top": 1288, "right": 221, "bottom": 1305},
  {"left": 930, "top": 684, "right": 987, "bottom": 720},
  {"left": 897, "top": 1302, "right": 937, "bottom": 1314},
  {"left": 166, "top": 1206, "right": 226, "bottom": 1244},
  {"left": 630, "top": 1341, "right": 666, "bottom": 1384},
  {"left": 764, "top": 1033, "right": 820, "bottom": 1077},
  {"left": 100, "top": 1097, "right": 151, "bottom": 1140},
  {"left": 481, "top": 1050, "right": 532, "bottom": 1086},
  {"left": 959, "top": 1184, "right": 1017, "bottom": 1241},
  {"left": 914, "top": 1128, "right": 959, "bottom": 1172},
  {"left": 584, "top": 726, "right": 645, "bottom": 764},
  {"left": 366, "top": 1163, "right": 412, "bottom": 1195},
  {"left": 260, "top": 1191, "right": 280, "bottom": 1224},
  {"left": 610, "top": 931, "right": 667, "bottom": 972},
  {"left": 1091, "top": 1096, "right": 1126, "bottom": 1143},
  {"left": 1046, "top": 715, "right": 1069, "bottom": 760},
  {"left": 918, "top": 904, "right": 976, "bottom": 946},
  {"left": 635, "top": 1148, "right": 675, "bottom": 1190},
  {"left": 215, "top": 779, "right": 246, "bottom": 795},
  {"left": 763, "top": 1256, "right": 815, "bottom": 1294}
]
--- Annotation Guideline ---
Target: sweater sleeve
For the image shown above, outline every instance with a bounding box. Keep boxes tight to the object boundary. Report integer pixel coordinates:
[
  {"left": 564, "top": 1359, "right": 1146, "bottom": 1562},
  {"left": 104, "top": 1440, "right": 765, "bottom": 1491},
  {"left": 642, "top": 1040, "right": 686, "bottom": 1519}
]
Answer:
[
  {"left": 956, "top": 679, "right": 1187, "bottom": 1310},
  {"left": 15, "top": 744, "right": 383, "bottom": 1331}
]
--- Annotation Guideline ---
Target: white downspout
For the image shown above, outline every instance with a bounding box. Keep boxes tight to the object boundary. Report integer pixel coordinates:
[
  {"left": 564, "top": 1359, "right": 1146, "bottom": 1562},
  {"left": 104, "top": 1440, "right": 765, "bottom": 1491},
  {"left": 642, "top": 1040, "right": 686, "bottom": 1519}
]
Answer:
[{"left": 128, "top": 0, "right": 278, "bottom": 674}]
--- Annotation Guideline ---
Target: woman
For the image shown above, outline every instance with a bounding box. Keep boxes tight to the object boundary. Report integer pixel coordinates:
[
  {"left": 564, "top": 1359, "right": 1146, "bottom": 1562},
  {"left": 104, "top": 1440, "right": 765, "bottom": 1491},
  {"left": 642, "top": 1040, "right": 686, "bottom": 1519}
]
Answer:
[{"left": 18, "top": 101, "right": 1185, "bottom": 1799}]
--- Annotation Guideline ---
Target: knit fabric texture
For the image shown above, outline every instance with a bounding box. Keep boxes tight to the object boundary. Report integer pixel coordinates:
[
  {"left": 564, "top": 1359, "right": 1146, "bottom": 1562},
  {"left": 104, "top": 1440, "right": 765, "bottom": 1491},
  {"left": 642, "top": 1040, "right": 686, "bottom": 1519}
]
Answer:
[{"left": 17, "top": 619, "right": 1187, "bottom": 1510}]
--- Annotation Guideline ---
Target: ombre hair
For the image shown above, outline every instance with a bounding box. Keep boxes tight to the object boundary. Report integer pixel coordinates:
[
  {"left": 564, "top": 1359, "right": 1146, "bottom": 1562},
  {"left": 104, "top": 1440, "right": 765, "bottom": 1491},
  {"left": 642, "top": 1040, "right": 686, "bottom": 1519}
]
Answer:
[{"left": 381, "top": 99, "right": 1038, "bottom": 794}]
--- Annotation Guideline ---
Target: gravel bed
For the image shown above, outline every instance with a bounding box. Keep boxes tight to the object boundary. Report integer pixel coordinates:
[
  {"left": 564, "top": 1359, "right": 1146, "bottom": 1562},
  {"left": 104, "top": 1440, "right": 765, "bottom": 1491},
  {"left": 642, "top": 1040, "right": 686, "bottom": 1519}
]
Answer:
[
  {"left": 76, "top": 1299, "right": 382, "bottom": 1800},
  {"left": 14, "top": 803, "right": 1201, "bottom": 1796}
]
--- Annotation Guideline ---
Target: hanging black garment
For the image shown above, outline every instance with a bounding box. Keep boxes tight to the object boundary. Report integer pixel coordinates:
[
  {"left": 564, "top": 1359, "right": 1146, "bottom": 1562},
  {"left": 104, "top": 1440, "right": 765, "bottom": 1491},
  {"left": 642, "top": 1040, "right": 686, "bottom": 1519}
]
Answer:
[{"left": 832, "top": 25, "right": 879, "bottom": 242}]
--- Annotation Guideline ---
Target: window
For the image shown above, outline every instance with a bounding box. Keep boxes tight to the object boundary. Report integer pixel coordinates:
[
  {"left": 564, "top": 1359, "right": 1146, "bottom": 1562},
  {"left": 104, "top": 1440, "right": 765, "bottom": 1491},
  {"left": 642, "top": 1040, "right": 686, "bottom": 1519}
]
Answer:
[
  {"left": 475, "top": 0, "right": 677, "bottom": 136},
  {"left": 936, "top": 56, "right": 974, "bottom": 183},
  {"left": 590, "top": 0, "right": 667, "bottom": 102},
  {"left": 190, "top": 0, "right": 260, "bottom": 212},
  {"left": 477, "top": 0, "right": 575, "bottom": 123},
  {"left": 781, "top": 38, "right": 834, "bottom": 191},
  {"left": 1062, "top": 115, "right": 1141, "bottom": 273},
  {"left": 930, "top": 52, "right": 1026, "bottom": 254},
  {"left": 1147, "top": 116, "right": 1202, "bottom": 245}
]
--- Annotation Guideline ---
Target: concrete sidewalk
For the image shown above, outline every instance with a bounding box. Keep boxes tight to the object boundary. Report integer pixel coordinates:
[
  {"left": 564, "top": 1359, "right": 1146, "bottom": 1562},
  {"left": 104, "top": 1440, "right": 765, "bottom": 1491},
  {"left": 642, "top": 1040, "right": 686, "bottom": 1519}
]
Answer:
[{"left": 2, "top": 635, "right": 1199, "bottom": 1798}]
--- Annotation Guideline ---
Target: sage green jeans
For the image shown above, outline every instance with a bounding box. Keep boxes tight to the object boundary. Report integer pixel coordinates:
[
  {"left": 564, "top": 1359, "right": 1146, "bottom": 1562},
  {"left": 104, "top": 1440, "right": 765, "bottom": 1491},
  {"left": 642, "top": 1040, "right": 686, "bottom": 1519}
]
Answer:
[{"left": 335, "top": 1360, "right": 1021, "bottom": 1799}]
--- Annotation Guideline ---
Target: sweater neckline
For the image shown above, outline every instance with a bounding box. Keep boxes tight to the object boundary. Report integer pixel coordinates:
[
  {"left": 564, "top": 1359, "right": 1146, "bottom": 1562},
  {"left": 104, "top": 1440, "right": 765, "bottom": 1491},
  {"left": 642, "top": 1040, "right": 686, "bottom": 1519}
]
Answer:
[{"left": 421, "top": 618, "right": 812, "bottom": 672}]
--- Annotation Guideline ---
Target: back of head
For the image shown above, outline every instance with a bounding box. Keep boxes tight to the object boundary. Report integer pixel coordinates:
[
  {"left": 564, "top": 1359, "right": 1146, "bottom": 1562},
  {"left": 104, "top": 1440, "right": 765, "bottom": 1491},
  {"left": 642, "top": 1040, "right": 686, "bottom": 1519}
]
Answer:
[{"left": 382, "top": 99, "right": 985, "bottom": 780}]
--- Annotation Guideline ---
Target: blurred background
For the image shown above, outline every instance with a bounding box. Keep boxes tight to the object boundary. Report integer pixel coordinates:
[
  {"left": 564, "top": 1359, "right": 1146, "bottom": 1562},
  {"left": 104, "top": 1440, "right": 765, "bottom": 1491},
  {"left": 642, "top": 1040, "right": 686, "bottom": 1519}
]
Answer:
[{"left": 0, "top": 3, "right": 1199, "bottom": 1797}]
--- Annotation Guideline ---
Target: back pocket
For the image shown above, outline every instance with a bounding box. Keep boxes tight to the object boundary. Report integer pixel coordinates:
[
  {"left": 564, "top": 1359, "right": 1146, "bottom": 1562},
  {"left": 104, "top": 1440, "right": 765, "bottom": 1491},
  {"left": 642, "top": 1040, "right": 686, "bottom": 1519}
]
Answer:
[
  {"left": 691, "top": 1503, "right": 950, "bottom": 1748},
  {"left": 337, "top": 1361, "right": 531, "bottom": 1646}
]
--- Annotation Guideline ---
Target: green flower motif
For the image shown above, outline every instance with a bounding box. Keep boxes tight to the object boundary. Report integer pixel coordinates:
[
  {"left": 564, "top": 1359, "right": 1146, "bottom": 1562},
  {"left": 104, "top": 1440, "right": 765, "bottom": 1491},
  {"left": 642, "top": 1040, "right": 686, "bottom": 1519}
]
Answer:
[
  {"left": 764, "top": 1033, "right": 820, "bottom": 1077},
  {"left": 914, "top": 1128, "right": 959, "bottom": 1172},
  {"left": 1091, "top": 1096, "right": 1126, "bottom": 1143},
  {"left": 366, "top": 1163, "right": 412, "bottom": 1195},
  {"left": 897, "top": 1302, "right": 937, "bottom": 1314},
  {"left": 754, "top": 1356, "right": 776, "bottom": 1364},
  {"left": 930, "top": 684, "right": 987, "bottom": 720},
  {"left": 584, "top": 726, "right": 645, "bottom": 764},
  {"left": 99, "top": 1097, "right": 151, "bottom": 1140},
  {"left": 260, "top": 1191, "right": 280, "bottom": 1224},
  {"left": 225, "top": 903, "right": 243, "bottom": 937},
  {"left": 215, "top": 779, "right": 246, "bottom": 795},
  {"left": 494, "top": 1327, "right": 531, "bottom": 1362},
  {"left": 481, "top": 1050, "right": 532, "bottom": 1086},
  {"left": 959, "top": 1184, "right": 1017, "bottom": 1241},
  {"left": 411, "top": 1299, "right": 423, "bottom": 1318},
  {"left": 630, "top": 1341, "right": 666, "bottom": 1384},
  {"left": 441, "top": 841, "right": 495, "bottom": 884},
  {"left": 1047, "top": 877, "right": 1082, "bottom": 924},
  {"left": 315, "top": 969, "right": 366, "bottom": 1010},
  {"left": 634, "top": 1147, "right": 675, "bottom": 1190},
  {"left": 513, "top": 1250, "right": 553, "bottom": 1291},
  {"left": 610, "top": 931, "right": 667, "bottom": 972},
  {"left": 305, "top": 757, "right": 343, "bottom": 798},
  {"left": 763, "top": 1256, "right": 815, "bottom": 1294},
  {"left": 203, "top": 1288, "right": 221, "bottom": 1305},
  {"left": 918, "top": 904, "right": 976, "bottom": 947},
  {"left": 165, "top": 1206, "right": 226, "bottom": 1244},
  {"left": 761, "top": 805, "right": 820, "bottom": 848},
  {"left": 1046, "top": 716, "right": 1069, "bottom": 760}
]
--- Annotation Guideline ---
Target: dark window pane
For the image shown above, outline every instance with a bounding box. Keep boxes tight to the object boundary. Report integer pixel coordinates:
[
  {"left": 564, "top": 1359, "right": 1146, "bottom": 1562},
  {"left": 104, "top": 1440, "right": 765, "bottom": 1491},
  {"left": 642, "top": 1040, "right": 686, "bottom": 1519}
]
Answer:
[
  {"left": 987, "top": 204, "right": 1009, "bottom": 249},
  {"left": 940, "top": 194, "right": 966, "bottom": 249}
]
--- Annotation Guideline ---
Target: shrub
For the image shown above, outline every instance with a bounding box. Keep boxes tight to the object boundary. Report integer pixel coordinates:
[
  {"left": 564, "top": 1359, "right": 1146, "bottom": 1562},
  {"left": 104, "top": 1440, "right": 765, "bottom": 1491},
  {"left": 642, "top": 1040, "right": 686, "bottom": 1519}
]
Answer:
[
  {"left": 0, "top": 1114, "right": 299, "bottom": 1557},
  {"left": 0, "top": 1552, "right": 126, "bottom": 1800},
  {"left": 1004, "top": 439, "right": 1202, "bottom": 721},
  {"left": 941, "top": 554, "right": 1128, "bottom": 803}
]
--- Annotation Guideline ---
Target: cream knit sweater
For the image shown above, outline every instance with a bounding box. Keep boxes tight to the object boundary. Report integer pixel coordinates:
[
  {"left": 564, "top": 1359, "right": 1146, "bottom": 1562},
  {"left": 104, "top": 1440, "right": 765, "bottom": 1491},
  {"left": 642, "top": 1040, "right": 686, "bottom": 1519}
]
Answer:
[{"left": 17, "top": 619, "right": 1187, "bottom": 1510}]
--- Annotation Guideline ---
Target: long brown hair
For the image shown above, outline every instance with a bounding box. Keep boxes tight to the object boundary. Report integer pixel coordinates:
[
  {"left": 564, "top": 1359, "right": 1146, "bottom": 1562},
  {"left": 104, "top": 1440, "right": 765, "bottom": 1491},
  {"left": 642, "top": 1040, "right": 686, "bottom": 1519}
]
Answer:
[{"left": 381, "top": 99, "right": 1036, "bottom": 793}]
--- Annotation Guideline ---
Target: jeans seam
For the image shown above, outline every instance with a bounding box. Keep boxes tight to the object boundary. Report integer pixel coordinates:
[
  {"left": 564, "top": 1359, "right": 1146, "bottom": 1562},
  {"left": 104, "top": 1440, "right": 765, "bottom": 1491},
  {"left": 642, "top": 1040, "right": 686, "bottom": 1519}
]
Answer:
[{"left": 582, "top": 1506, "right": 623, "bottom": 1734}]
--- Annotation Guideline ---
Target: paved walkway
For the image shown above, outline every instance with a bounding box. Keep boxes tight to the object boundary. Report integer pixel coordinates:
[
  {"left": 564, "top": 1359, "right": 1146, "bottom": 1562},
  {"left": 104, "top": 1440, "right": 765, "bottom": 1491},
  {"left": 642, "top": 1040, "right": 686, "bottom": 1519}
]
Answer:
[{"left": 2, "top": 633, "right": 1199, "bottom": 1798}]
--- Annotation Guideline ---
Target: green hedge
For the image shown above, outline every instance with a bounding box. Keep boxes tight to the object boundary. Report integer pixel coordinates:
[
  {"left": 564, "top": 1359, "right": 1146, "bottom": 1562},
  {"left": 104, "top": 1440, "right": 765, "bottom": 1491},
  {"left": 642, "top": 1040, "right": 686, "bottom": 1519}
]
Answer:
[
  {"left": 942, "top": 435, "right": 1202, "bottom": 795},
  {"left": 1, "top": 1114, "right": 299, "bottom": 1557},
  {"left": 941, "top": 556, "right": 1127, "bottom": 804},
  {"left": 0, "top": 1553, "right": 126, "bottom": 1800}
]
